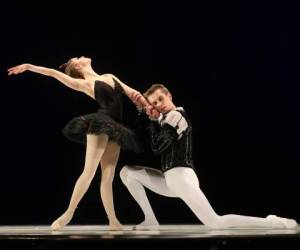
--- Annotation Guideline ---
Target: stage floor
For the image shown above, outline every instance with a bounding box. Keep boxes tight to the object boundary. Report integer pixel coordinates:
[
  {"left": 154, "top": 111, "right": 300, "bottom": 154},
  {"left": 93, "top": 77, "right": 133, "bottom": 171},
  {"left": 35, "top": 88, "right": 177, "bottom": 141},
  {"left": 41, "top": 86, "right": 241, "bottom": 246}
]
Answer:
[
  {"left": 1, "top": 225, "right": 300, "bottom": 249},
  {"left": 0, "top": 224, "right": 299, "bottom": 238}
]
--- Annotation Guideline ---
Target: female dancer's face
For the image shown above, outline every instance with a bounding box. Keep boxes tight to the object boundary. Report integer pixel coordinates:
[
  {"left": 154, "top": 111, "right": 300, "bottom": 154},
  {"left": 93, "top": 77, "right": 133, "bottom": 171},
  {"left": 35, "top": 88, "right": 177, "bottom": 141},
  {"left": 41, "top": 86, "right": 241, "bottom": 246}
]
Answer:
[{"left": 71, "top": 56, "right": 91, "bottom": 67}]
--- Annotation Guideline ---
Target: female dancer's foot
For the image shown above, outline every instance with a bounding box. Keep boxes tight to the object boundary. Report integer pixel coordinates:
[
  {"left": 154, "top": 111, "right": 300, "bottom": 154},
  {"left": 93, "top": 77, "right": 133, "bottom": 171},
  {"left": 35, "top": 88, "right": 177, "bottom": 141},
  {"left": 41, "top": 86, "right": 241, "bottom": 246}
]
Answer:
[
  {"left": 109, "top": 219, "right": 123, "bottom": 231},
  {"left": 51, "top": 211, "right": 74, "bottom": 231}
]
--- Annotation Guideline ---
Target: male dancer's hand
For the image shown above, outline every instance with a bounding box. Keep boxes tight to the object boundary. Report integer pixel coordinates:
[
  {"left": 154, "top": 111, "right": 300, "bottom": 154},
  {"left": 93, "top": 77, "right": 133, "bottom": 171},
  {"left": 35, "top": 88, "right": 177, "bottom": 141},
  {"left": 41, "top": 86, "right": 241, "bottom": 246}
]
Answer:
[{"left": 130, "top": 91, "right": 160, "bottom": 119}]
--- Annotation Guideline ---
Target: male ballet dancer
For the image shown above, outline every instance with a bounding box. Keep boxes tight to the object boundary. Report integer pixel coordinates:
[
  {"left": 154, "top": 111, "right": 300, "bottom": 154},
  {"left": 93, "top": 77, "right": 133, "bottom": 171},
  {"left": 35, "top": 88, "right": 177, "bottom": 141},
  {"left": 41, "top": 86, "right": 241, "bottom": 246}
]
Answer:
[{"left": 120, "top": 83, "right": 297, "bottom": 230}]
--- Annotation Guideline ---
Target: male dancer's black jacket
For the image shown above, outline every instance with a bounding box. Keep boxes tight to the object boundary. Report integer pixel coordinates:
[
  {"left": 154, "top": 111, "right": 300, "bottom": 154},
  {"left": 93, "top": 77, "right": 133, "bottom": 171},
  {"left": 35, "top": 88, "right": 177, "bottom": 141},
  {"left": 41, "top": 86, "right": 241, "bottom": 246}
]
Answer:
[{"left": 148, "top": 107, "right": 194, "bottom": 172}]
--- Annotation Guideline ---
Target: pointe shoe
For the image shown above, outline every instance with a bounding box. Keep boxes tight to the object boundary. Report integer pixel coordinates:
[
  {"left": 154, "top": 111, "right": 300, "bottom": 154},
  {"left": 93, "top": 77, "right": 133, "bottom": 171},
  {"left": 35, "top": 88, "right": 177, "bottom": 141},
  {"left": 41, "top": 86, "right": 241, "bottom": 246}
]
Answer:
[
  {"left": 109, "top": 223, "right": 123, "bottom": 231},
  {"left": 133, "top": 220, "right": 160, "bottom": 230},
  {"left": 109, "top": 221, "right": 123, "bottom": 231},
  {"left": 50, "top": 212, "right": 73, "bottom": 231},
  {"left": 266, "top": 215, "right": 298, "bottom": 229},
  {"left": 51, "top": 220, "right": 63, "bottom": 231}
]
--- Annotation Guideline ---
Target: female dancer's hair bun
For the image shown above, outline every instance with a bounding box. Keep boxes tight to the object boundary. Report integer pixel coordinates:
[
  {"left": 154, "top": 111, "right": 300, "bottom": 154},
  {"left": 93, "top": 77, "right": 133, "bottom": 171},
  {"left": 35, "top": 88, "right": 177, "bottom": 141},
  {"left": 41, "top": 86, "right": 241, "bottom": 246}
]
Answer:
[{"left": 59, "top": 63, "right": 67, "bottom": 70}]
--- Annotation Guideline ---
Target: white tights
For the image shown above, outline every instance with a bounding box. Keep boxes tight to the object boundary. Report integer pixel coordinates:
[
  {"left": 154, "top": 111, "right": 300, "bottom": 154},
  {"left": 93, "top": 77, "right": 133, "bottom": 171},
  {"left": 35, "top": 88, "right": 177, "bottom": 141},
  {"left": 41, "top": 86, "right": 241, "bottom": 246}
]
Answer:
[{"left": 120, "top": 166, "right": 288, "bottom": 229}]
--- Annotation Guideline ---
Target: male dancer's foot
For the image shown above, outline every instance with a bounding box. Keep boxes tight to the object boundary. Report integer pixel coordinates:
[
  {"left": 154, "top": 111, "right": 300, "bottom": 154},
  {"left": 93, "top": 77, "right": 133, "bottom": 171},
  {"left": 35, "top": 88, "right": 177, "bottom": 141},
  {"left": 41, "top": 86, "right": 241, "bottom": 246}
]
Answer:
[
  {"left": 51, "top": 211, "right": 74, "bottom": 231},
  {"left": 133, "top": 218, "right": 160, "bottom": 230},
  {"left": 266, "top": 215, "right": 297, "bottom": 229}
]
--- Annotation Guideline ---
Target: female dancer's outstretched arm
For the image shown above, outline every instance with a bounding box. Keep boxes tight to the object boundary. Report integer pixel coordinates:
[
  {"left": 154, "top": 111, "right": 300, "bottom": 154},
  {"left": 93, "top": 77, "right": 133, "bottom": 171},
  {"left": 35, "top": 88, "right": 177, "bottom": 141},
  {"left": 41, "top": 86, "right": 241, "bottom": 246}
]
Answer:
[
  {"left": 108, "top": 74, "right": 150, "bottom": 107},
  {"left": 7, "top": 63, "right": 94, "bottom": 97}
]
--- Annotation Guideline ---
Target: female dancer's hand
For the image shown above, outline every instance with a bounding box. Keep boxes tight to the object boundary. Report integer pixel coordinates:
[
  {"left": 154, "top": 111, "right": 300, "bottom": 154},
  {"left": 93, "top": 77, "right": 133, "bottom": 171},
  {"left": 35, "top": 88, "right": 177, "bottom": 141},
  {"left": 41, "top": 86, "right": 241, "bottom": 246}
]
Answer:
[
  {"left": 145, "top": 105, "right": 160, "bottom": 119},
  {"left": 7, "top": 64, "right": 30, "bottom": 75}
]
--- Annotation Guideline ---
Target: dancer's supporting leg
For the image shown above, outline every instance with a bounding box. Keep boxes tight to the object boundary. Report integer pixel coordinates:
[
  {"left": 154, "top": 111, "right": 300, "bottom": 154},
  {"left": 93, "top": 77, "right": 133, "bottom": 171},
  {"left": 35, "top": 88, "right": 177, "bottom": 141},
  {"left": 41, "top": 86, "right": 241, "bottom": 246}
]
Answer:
[
  {"left": 100, "top": 141, "right": 122, "bottom": 230},
  {"left": 120, "top": 165, "right": 176, "bottom": 228},
  {"left": 51, "top": 134, "right": 108, "bottom": 230}
]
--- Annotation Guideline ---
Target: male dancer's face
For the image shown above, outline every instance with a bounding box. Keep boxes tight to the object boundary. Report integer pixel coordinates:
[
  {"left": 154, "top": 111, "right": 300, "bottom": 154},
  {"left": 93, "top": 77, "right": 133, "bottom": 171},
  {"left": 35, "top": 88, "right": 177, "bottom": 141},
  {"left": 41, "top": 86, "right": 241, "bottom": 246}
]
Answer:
[{"left": 147, "top": 88, "right": 176, "bottom": 114}]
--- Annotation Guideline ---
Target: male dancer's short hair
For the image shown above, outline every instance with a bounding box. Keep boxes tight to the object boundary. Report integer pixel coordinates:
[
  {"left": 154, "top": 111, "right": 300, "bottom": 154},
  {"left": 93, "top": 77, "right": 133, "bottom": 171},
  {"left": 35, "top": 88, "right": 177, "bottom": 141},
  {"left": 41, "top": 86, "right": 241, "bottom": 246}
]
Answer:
[{"left": 143, "top": 84, "right": 170, "bottom": 99}]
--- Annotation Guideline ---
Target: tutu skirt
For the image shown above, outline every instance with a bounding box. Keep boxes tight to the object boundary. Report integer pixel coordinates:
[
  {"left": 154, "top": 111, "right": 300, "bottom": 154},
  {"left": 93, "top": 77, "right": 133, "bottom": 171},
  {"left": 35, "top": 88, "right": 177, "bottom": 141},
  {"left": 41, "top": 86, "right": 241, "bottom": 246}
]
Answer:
[{"left": 62, "top": 111, "right": 143, "bottom": 153}]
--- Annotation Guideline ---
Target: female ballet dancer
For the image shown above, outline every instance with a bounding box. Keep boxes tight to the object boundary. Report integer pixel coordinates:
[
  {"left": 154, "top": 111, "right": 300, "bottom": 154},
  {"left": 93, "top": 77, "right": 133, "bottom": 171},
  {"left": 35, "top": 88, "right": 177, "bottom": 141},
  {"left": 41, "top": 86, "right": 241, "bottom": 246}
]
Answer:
[{"left": 7, "top": 56, "right": 150, "bottom": 230}]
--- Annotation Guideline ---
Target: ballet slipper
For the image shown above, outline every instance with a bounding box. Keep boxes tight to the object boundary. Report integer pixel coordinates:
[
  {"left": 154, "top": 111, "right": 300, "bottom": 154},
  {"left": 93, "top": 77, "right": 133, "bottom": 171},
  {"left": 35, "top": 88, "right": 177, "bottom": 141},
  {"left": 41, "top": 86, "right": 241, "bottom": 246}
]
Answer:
[
  {"left": 51, "top": 211, "right": 74, "bottom": 231},
  {"left": 266, "top": 215, "right": 297, "bottom": 229},
  {"left": 133, "top": 220, "right": 160, "bottom": 230}
]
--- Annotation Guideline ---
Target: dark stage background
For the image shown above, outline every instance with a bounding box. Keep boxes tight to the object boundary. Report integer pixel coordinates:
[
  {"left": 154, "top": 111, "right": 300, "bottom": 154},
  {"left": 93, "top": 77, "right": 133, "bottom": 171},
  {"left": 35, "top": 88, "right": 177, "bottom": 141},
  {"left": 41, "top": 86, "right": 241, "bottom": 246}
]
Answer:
[{"left": 1, "top": 0, "right": 300, "bottom": 226}]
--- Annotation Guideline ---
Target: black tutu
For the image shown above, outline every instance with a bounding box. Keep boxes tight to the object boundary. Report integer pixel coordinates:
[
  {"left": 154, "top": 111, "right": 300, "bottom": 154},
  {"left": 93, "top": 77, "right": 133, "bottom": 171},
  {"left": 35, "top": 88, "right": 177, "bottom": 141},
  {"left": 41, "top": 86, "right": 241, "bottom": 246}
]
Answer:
[{"left": 62, "top": 111, "right": 143, "bottom": 153}]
